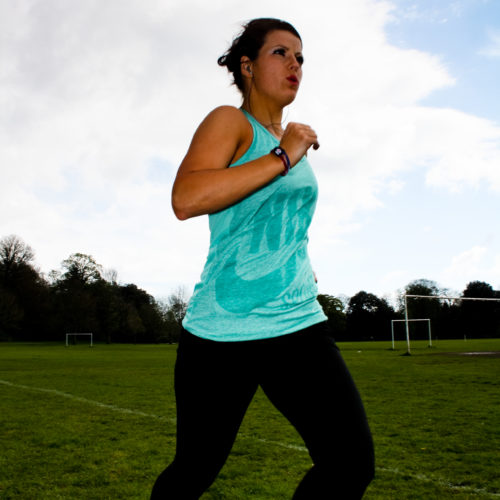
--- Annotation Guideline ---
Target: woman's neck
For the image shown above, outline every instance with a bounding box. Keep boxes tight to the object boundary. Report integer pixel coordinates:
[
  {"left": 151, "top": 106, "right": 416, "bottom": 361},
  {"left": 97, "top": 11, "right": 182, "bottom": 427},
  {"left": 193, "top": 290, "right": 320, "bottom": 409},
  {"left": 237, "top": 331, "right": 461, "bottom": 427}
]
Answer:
[{"left": 241, "top": 99, "right": 284, "bottom": 138}]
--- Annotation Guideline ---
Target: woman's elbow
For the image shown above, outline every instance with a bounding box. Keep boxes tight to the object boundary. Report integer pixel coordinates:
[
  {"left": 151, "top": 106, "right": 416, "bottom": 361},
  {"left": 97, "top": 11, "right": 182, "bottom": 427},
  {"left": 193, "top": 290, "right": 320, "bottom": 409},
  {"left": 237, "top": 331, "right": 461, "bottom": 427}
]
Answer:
[
  {"left": 171, "top": 182, "right": 191, "bottom": 220},
  {"left": 172, "top": 180, "right": 210, "bottom": 220},
  {"left": 173, "top": 209, "right": 189, "bottom": 221},
  {"left": 172, "top": 190, "right": 201, "bottom": 220},
  {"left": 172, "top": 199, "right": 191, "bottom": 221}
]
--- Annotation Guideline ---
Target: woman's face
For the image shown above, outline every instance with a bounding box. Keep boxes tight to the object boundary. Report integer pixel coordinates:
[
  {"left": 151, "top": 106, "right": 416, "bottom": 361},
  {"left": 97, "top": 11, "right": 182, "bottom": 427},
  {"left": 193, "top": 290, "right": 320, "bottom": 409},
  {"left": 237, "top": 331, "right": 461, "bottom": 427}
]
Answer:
[{"left": 249, "top": 30, "right": 304, "bottom": 107}]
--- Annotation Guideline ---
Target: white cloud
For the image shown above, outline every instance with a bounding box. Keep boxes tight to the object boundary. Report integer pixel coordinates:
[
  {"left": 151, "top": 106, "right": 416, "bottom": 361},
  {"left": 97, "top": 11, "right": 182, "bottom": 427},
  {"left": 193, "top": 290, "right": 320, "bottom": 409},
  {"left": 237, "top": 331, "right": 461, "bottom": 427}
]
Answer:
[
  {"left": 447, "top": 245, "right": 487, "bottom": 269},
  {"left": 417, "top": 108, "right": 500, "bottom": 192},
  {"left": 441, "top": 246, "right": 500, "bottom": 290},
  {"left": 380, "top": 269, "right": 413, "bottom": 292},
  {"left": 479, "top": 29, "right": 500, "bottom": 58},
  {"left": 493, "top": 255, "right": 500, "bottom": 285},
  {"left": 393, "top": 0, "right": 484, "bottom": 23},
  {"left": 1, "top": 0, "right": 500, "bottom": 297}
]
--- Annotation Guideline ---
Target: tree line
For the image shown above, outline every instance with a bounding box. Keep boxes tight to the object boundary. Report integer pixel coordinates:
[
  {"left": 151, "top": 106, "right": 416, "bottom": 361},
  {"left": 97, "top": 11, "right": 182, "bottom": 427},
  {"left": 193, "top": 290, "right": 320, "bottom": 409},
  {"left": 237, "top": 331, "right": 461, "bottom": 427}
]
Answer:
[
  {"left": 1, "top": 235, "right": 499, "bottom": 343},
  {"left": 319, "top": 279, "right": 500, "bottom": 341},
  {"left": 0, "top": 235, "right": 185, "bottom": 343}
]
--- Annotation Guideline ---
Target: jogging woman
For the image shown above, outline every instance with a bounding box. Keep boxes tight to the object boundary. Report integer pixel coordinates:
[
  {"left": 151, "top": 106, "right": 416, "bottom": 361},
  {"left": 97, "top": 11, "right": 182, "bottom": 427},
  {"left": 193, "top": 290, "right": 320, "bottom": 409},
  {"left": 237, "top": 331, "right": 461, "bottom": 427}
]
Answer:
[{"left": 151, "top": 18, "right": 374, "bottom": 499}]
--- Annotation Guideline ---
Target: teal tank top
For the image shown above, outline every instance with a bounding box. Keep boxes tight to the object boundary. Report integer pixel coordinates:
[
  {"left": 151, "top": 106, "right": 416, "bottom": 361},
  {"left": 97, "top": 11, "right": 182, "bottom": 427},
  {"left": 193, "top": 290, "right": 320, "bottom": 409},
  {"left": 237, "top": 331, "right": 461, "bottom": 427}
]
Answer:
[{"left": 182, "top": 109, "right": 327, "bottom": 341}]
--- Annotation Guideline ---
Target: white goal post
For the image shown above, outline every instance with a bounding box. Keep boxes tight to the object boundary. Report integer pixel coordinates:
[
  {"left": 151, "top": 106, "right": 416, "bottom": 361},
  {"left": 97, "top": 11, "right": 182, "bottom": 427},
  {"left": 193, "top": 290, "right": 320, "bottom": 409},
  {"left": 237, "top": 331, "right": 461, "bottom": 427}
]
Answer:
[
  {"left": 65, "top": 333, "right": 93, "bottom": 347},
  {"left": 403, "top": 294, "right": 500, "bottom": 355},
  {"left": 391, "top": 319, "right": 431, "bottom": 350}
]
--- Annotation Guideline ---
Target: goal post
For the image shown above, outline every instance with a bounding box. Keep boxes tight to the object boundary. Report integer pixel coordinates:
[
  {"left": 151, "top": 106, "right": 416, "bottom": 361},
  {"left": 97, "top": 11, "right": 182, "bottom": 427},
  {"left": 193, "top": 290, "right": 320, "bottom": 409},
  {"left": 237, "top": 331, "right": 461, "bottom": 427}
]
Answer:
[
  {"left": 403, "top": 294, "right": 500, "bottom": 355},
  {"left": 65, "top": 333, "right": 93, "bottom": 347},
  {"left": 391, "top": 319, "right": 431, "bottom": 350}
]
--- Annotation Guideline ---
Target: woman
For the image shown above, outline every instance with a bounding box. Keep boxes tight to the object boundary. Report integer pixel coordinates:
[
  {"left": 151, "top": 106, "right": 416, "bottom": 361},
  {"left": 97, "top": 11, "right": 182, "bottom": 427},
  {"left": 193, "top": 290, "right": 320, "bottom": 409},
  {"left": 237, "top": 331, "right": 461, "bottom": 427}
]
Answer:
[{"left": 151, "top": 18, "right": 374, "bottom": 499}]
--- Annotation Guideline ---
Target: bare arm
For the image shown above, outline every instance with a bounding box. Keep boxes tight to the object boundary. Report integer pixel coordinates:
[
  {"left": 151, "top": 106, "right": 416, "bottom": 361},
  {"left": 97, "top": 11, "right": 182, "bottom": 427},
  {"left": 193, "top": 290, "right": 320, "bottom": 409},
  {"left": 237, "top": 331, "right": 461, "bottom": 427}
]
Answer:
[
  {"left": 172, "top": 106, "right": 319, "bottom": 220},
  {"left": 172, "top": 106, "right": 282, "bottom": 220}
]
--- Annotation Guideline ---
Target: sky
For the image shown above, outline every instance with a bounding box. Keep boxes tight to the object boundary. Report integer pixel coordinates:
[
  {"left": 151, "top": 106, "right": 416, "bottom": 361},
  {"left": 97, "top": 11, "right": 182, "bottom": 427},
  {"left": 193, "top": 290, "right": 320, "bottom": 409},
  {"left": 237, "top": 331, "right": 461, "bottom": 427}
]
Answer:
[{"left": 1, "top": 0, "right": 499, "bottom": 304}]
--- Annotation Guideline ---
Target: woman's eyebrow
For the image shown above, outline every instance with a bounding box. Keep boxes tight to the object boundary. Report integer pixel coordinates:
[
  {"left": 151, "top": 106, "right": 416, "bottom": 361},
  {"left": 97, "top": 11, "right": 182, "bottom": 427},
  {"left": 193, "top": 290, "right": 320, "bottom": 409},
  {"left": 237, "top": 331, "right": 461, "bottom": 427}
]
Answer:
[
  {"left": 272, "top": 44, "right": 302, "bottom": 53},
  {"left": 270, "top": 44, "right": 303, "bottom": 59}
]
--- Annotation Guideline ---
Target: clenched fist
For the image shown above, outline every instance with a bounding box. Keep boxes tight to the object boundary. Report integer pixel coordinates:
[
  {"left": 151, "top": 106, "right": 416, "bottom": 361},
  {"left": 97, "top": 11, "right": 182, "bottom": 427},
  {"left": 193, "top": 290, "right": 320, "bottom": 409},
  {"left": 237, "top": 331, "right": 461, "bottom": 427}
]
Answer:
[{"left": 279, "top": 122, "right": 320, "bottom": 167}]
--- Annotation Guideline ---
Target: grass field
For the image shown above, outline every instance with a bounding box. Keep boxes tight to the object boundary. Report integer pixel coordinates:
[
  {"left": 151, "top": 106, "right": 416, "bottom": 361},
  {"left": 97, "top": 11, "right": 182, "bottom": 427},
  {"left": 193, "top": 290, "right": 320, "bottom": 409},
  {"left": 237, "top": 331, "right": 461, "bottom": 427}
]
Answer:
[{"left": 1, "top": 338, "right": 499, "bottom": 499}]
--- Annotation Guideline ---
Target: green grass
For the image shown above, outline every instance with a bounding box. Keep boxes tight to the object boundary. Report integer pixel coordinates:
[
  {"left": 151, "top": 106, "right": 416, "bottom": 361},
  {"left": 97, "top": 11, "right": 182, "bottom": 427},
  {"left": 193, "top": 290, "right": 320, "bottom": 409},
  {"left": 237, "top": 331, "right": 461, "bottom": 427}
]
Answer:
[{"left": 1, "top": 339, "right": 499, "bottom": 499}]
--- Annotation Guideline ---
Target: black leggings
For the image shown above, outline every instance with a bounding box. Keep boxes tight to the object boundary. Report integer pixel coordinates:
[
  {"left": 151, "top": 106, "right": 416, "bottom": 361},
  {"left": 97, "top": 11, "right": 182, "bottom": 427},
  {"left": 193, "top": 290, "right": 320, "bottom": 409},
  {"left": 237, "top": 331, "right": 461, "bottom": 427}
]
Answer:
[{"left": 151, "top": 322, "right": 374, "bottom": 499}]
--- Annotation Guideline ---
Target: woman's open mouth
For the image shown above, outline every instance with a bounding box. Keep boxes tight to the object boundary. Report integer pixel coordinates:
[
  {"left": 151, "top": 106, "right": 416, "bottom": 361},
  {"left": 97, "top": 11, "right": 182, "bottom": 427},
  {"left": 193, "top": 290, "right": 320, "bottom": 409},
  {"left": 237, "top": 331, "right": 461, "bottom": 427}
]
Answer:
[{"left": 287, "top": 75, "right": 299, "bottom": 85}]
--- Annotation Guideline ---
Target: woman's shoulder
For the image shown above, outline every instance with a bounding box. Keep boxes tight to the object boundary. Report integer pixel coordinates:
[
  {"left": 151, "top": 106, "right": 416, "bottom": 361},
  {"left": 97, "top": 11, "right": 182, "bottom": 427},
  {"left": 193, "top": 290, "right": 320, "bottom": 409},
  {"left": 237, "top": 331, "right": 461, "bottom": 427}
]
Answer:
[
  {"left": 195, "top": 105, "right": 252, "bottom": 145},
  {"left": 204, "top": 105, "right": 248, "bottom": 125}
]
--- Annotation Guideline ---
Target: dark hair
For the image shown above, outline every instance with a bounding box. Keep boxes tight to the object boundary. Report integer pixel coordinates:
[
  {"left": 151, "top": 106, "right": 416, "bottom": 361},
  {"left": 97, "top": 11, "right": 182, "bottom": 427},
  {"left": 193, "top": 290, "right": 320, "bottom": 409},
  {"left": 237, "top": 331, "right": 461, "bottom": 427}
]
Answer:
[{"left": 218, "top": 18, "right": 302, "bottom": 94}]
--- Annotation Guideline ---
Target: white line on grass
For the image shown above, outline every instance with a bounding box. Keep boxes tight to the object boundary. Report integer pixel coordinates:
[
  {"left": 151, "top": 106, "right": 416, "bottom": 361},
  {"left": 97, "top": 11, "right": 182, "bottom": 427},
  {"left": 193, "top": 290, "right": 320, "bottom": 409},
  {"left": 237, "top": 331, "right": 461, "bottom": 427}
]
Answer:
[
  {"left": 252, "top": 439, "right": 500, "bottom": 498},
  {"left": 252, "top": 438, "right": 499, "bottom": 497},
  {"left": 0, "top": 379, "right": 175, "bottom": 423},
  {"left": 375, "top": 467, "right": 500, "bottom": 498},
  {"left": 2, "top": 379, "right": 499, "bottom": 498}
]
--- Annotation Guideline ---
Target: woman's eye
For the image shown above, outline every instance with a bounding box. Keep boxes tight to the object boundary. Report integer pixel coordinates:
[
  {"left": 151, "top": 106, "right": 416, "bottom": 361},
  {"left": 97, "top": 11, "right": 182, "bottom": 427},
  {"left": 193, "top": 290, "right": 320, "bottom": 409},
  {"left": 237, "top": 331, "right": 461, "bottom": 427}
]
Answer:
[
  {"left": 273, "top": 48, "right": 286, "bottom": 56},
  {"left": 296, "top": 55, "right": 304, "bottom": 65}
]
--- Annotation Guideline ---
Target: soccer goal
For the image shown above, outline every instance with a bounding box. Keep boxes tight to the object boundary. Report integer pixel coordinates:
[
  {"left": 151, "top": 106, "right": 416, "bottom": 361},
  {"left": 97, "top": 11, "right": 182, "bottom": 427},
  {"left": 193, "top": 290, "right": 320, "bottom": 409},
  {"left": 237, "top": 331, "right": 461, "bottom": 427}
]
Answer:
[
  {"left": 65, "top": 333, "right": 93, "bottom": 347},
  {"left": 403, "top": 294, "right": 500, "bottom": 355},
  {"left": 391, "top": 318, "right": 431, "bottom": 350}
]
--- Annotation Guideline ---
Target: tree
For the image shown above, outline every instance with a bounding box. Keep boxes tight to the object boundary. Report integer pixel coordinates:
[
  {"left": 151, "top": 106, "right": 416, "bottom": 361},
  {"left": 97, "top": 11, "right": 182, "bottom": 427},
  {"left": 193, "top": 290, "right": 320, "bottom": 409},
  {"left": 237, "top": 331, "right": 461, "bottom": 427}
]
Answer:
[
  {"left": 0, "top": 235, "right": 51, "bottom": 340},
  {"left": 103, "top": 268, "right": 119, "bottom": 285},
  {"left": 50, "top": 254, "right": 102, "bottom": 338},
  {"left": 463, "top": 281, "right": 495, "bottom": 298},
  {"left": 460, "top": 281, "right": 499, "bottom": 339},
  {"left": 398, "top": 279, "right": 449, "bottom": 339},
  {"left": 317, "top": 294, "right": 346, "bottom": 340},
  {"left": 158, "top": 287, "right": 190, "bottom": 343},
  {"left": 0, "top": 237, "right": 192, "bottom": 343},
  {"left": 0, "top": 235, "right": 35, "bottom": 277},
  {"left": 0, "top": 289, "right": 24, "bottom": 340},
  {"left": 168, "top": 286, "right": 189, "bottom": 326},
  {"left": 60, "top": 253, "right": 103, "bottom": 286},
  {"left": 397, "top": 279, "right": 442, "bottom": 310},
  {"left": 0, "top": 235, "right": 37, "bottom": 291},
  {"left": 90, "top": 279, "right": 121, "bottom": 344},
  {"left": 346, "top": 291, "right": 395, "bottom": 341},
  {"left": 117, "top": 284, "right": 165, "bottom": 343}
]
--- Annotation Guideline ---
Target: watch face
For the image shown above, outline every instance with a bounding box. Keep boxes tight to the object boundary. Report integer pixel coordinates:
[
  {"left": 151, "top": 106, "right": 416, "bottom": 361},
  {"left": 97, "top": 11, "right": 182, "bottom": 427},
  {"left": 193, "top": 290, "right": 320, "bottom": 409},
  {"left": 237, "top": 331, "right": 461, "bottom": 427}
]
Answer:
[{"left": 274, "top": 147, "right": 283, "bottom": 155}]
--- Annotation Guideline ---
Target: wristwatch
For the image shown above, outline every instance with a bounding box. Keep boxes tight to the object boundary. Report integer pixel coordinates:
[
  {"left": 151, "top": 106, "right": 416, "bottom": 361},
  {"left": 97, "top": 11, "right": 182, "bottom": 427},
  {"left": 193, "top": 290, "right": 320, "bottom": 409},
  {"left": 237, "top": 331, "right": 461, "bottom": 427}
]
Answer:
[{"left": 270, "top": 146, "right": 291, "bottom": 176}]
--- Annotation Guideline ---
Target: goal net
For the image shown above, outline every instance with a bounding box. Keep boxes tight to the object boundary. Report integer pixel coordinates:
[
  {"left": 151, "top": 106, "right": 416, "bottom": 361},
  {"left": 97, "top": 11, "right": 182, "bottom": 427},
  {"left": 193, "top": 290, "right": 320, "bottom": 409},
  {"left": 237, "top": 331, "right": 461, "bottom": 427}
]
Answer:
[
  {"left": 65, "top": 333, "right": 93, "bottom": 347},
  {"left": 402, "top": 294, "right": 500, "bottom": 354},
  {"left": 391, "top": 319, "right": 431, "bottom": 350}
]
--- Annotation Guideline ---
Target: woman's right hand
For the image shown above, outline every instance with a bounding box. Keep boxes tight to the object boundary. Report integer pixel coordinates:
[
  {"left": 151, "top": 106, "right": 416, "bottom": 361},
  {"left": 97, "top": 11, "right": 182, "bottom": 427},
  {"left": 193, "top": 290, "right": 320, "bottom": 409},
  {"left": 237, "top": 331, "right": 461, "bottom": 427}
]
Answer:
[
  {"left": 279, "top": 122, "right": 320, "bottom": 167},
  {"left": 172, "top": 108, "right": 321, "bottom": 220}
]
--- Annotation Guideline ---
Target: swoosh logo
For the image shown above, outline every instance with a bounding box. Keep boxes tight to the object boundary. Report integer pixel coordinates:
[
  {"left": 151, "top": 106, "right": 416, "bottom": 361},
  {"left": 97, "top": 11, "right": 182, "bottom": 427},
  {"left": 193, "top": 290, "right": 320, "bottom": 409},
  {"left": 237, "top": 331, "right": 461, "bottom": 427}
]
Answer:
[{"left": 215, "top": 187, "right": 314, "bottom": 313}]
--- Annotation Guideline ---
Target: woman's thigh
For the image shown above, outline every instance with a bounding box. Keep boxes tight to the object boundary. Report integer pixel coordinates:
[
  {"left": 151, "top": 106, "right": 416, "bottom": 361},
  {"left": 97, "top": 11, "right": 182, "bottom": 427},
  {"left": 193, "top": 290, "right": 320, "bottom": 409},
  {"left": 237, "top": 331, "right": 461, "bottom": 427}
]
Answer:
[
  {"left": 174, "top": 329, "right": 259, "bottom": 467},
  {"left": 258, "top": 322, "right": 374, "bottom": 468}
]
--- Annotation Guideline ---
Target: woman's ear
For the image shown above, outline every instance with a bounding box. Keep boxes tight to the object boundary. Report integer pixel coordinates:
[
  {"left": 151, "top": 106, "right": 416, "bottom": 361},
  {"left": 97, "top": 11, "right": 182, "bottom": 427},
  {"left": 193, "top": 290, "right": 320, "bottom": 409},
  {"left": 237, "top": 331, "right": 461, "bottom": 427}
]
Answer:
[{"left": 240, "top": 57, "right": 253, "bottom": 77}]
